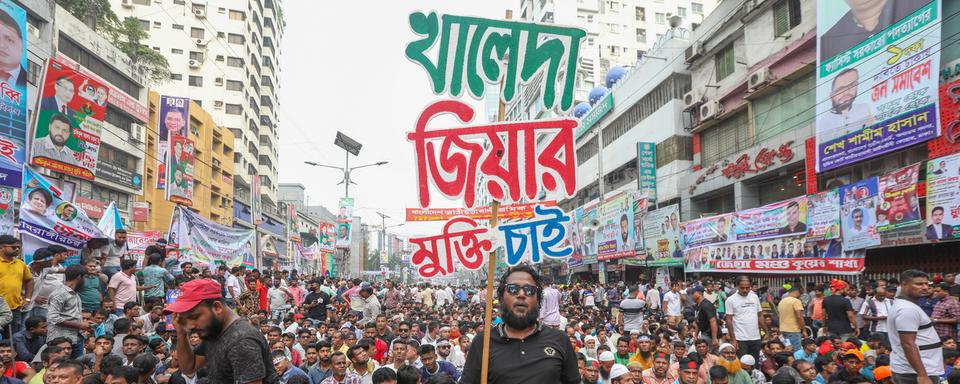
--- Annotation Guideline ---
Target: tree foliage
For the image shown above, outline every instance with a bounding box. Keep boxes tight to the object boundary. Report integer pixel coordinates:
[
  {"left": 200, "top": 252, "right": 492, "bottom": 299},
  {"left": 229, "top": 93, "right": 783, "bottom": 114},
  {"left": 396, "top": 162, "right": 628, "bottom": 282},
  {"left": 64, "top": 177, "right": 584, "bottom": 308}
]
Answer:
[{"left": 55, "top": 0, "right": 170, "bottom": 85}]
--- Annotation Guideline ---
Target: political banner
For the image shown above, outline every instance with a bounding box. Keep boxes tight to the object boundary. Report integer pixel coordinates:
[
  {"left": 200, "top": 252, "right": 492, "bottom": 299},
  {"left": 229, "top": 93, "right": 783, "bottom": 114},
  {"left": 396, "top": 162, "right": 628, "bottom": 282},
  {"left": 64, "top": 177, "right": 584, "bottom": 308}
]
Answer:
[
  {"left": 683, "top": 235, "right": 865, "bottom": 274},
  {"left": 639, "top": 204, "right": 683, "bottom": 267},
  {"left": 287, "top": 204, "right": 300, "bottom": 242},
  {"left": 405, "top": 201, "right": 557, "bottom": 222},
  {"left": 96, "top": 201, "right": 124, "bottom": 239},
  {"left": 596, "top": 192, "right": 636, "bottom": 261},
  {"left": 925, "top": 152, "right": 960, "bottom": 241},
  {"left": 131, "top": 201, "right": 149, "bottom": 222},
  {"left": 156, "top": 96, "right": 189, "bottom": 189},
  {"left": 317, "top": 221, "right": 336, "bottom": 253},
  {"left": 0, "top": 0, "right": 28, "bottom": 188},
  {"left": 876, "top": 163, "right": 921, "bottom": 232},
  {"left": 251, "top": 174, "right": 261, "bottom": 225},
  {"left": 337, "top": 197, "right": 354, "bottom": 222},
  {"left": 19, "top": 166, "right": 104, "bottom": 263},
  {"left": 165, "top": 134, "right": 194, "bottom": 205},
  {"left": 732, "top": 196, "right": 808, "bottom": 241},
  {"left": 127, "top": 231, "right": 163, "bottom": 258},
  {"left": 335, "top": 221, "right": 351, "bottom": 249},
  {"left": 806, "top": 189, "right": 842, "bottom": 241},
  {"left": 637, "top": 142, "right": 657, "bottom": 204},
  {"left": 30, "top": 59, "right": 109, "bottom": 180},
  {"left": 840, "top": 177, "right": 882, "bottom": 250},
  {"left": 927, "top": 78, "right": 960, "bottom": 158},
  {"left": 297, "top": 242, "right": 320, "bottom": 260},
  {"left": 168, "top": 206, "right": 255, "bottom": 267},
  {"left": 496, "top": 205, "right": 572, "bottom": 266},
  {"left": 0, "top": 186, "right": 14, "bottom": 236},
  {"left": 815, "top": 0, "right": 941, "bottom": 171},
  {"left": 679, "top": 214, "right": 733, "bottom": 250},
  {"left": 566, "top": 207, "right": 587, "bottom": 268}
]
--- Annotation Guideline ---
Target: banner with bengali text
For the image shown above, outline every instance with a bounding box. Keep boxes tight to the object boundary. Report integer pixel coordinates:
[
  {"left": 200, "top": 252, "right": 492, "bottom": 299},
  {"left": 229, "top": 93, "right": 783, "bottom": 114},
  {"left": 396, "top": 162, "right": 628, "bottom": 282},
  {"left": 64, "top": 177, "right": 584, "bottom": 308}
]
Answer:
[
  {"left": 732, "top": 196, "right": 808, "bottom": 241},
  {"left": 876, "top": 163, "right": 922, "bottom": 232},
  {"left": 806, "top": 189, "right": 842, "bottom": 241},
  {"left": 679, "top": 214, "right": 733, "bottom": 250},
  {"left": 19, "top": 167, "right": 104, "bottom": 264},
  {"left": 840, "top": 177, "right": 882, "bottom": 250},
  {"left": 596, "top": 192, "right": 637, "bottom": 261},
  {"left": 168, "top": 206, "right": 254, "bottom": 267},
  {"left": 405, "top": 201, "right": 556, "bottom": 222},
  {"left": 925, "top": 152, "right": 960, "bottom": 241},
  {"left": 638, "top": 204, "right": 683, "bottom": 267},
  {"left": 0, "top": 0, "right": 27, "bottom": 188}
]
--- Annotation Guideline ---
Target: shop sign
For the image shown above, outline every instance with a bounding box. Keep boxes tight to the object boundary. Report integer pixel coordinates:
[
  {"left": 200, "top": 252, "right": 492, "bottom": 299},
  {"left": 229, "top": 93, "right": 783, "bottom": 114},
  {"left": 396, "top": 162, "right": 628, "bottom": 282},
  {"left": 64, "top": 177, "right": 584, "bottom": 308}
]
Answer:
[
  {"left": 96, "top": 161, "right": 143, "bottom": 191},
  {"left": 575, "top": 93, "right": 614, "bottom": 140},
  {"left": 721, "top": 141, "right": 795, "bottom": 180}
]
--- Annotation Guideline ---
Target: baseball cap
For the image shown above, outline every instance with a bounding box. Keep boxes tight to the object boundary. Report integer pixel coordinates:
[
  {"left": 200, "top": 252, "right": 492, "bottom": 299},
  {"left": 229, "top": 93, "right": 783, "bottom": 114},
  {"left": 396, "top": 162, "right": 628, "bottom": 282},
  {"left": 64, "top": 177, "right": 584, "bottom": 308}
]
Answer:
[
  {"left": 843, "top": 349, "right": 864, "bottom": 361},
  {"left": 873, "top": 366, "right": 892, "bottom": 381},
  {"left": 610, "top": 364, "right": 630, "bottom": 379},
  {"left": 163, "top": 278, "right": 223, "bottom": 314},
  {"left": 599, "top": 351, "right": 615, "bottom": 362},
  {"left": 689, "top": 285, "right": 705, "bottom": 293}
]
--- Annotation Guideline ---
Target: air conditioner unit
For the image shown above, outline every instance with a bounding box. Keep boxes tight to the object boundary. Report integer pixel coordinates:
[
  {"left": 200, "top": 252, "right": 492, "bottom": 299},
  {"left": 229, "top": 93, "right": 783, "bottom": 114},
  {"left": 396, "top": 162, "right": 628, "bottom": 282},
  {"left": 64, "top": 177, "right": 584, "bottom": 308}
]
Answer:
[
  {"left": 214, "top": 77, "right": 223, "bottom": 86},
  {"left": 748, "top": 67, "right": 775, "bottom": 91},
  {"left": 683, "top": 90, "right": 703, "bottom": 110},
  {"left": 684, "top": 41, "right": 704, "bottom": 63},
  {"left": 188, "top": 59, "right": 200, "bottom": 68},
  {"left": 195, "top": 38, "right": 206, "bottom": 47},
  {"left": 121, "top": 0, "right": 133, "bottom": 7},
  {"left": 700, "top": 100, "right": 723, "bottom": 121},
  {"left": 130, "top": 123, "right": 145, "bottom": 143},
  {"left": 193, "top": 8, "right": 206, "bottom": 18}
]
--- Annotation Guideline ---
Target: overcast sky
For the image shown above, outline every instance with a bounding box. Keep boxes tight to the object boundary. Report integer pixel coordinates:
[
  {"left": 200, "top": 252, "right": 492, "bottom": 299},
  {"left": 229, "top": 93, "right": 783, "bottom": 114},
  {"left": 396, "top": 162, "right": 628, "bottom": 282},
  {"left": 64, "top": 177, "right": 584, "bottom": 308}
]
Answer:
[{"left": 278, "top": 1, "right": 513, "bottom": 237}]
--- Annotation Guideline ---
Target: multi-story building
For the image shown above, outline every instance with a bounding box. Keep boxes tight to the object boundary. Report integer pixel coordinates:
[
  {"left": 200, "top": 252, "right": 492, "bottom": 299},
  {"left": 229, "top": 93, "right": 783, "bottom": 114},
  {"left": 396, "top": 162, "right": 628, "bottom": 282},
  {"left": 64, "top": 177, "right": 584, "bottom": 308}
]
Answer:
[
  {"left": 137, "top": 91, "right": 235, "bottom": 232},
  {"left": 111, "top": 0, "right": 284, "bottom": 221}
]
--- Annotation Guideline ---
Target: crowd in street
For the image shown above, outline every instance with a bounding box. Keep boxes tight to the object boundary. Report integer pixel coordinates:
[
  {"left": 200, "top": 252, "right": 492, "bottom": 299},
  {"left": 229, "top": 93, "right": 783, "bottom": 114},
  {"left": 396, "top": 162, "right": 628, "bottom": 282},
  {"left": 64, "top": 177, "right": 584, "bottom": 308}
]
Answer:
[{"left": 0, "top": 231, "right": 958, "bottom": 384}]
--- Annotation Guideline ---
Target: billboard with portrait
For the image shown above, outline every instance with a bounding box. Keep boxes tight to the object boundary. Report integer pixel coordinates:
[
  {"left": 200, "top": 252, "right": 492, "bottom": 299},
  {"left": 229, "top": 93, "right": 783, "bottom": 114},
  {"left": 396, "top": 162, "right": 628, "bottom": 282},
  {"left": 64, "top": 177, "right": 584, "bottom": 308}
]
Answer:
[
  {"left": 640, "top": 204, "right": 683, "bottom": 266},
  {"left": 156, "top": 96, "right": 189, "bottom": 189},
  {"left": 165, "top": 134, "right": 194, "bottom": 206},
  {"left": 335, "top": 221, "right": 352, "bottom": 249},
  {"left": 595, "top": 191, "right": 636, "bottom": 261},
  {"left": 925, "top": 152, "right": 960, "bottom": 241},
  {"left": 30, "top": 59, "right": 109, "bottom": 180},
  {"left": 0, "top": 0, "right": 27, "bottom": 188},
  {"left": 840, "top": 177, "right": 882, "bottom": 250},
  {"left": 816, "top": 0, "right": 941, "bottom": 171}
]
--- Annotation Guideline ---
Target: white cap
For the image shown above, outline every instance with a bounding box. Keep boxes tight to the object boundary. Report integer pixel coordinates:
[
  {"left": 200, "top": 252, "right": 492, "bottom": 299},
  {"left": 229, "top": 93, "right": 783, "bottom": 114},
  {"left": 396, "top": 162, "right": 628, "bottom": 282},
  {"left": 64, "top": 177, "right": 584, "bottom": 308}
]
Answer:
[
  {"left": 718, "top": 343, "right": 735, "bottom": 353},
  {"left": 599, "top": 351, "right": 615, "bottom": 362},
  {"left": 740, "top": 355, "right": 756, "bottom": 366},
  {"left": 610, "top": 364, "right": 630, "bottom": 379}
]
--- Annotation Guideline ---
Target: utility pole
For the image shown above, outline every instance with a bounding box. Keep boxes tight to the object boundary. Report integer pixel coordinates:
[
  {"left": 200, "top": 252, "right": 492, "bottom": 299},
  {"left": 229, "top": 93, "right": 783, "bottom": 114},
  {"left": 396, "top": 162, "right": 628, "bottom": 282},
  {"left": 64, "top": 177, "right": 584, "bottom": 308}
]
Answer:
[{"left": 376, "top": 211, "right": 389, "bottom": 270}]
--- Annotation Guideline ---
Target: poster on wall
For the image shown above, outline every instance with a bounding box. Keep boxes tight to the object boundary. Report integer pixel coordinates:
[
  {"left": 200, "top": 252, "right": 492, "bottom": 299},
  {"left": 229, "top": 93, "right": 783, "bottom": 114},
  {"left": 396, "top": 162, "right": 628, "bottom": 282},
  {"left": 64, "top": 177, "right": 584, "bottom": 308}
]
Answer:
[
  {"left": 925, "top": 152, "right": 960, "bottom": 241},
  {"left": 815, "top": 0, "right": 942, "bottom": 171},
  {"left": 0, "top": 186, "right": 14, "bottom": 236},
  {"left": 806, "top": 189, "right": 842, "bottom": 241},
  {"left": 679, "top": 213, "right": 733, "bottom": 249},
  {"left": 595, "top": 192, "right": 636, "bottom": 261},
  {"left": 639, "top": 204, "right": 683, "bottom": 266},
  {"left": 840, "top": 177, "right": 881, "bottom": 250},
  {"left": 732, "top": 197, "right": 808, "bottom": 241},
  {"left": 165, "top": 134, "right": 194, "bottom": 206},
  {"left": 30, "top": 59, "right": 109, "bottom": 180},
  {"left": 0, "top": 0, "right": 28, "bottom": 188},
  {"left": 876, "top": 163, "right": 921, "bottom": 232},
  {"left": 156, "top": 96, "right": 189, "bottom": 189}
]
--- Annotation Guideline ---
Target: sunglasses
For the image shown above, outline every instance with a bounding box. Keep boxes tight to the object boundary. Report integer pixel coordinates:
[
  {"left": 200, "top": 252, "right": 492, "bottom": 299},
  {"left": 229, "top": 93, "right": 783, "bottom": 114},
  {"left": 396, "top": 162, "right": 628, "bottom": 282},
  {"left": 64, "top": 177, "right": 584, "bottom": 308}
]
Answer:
[{"left": 504, "top": 284, "right": 538, "bottom": 296}]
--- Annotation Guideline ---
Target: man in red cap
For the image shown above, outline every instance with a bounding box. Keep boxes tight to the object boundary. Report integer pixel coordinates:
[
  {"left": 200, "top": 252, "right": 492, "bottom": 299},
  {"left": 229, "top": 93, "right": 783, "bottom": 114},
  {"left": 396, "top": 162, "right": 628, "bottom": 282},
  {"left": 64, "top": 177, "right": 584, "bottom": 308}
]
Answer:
[{"left": 167, "top": 278, "right": 277, "bottom": 384}]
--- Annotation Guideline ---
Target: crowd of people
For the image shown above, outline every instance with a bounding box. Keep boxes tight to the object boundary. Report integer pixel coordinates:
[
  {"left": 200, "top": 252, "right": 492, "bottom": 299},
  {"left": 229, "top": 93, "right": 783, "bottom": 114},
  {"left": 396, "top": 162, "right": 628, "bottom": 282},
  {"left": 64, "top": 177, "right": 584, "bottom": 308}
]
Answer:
[{"left": 0, "top": 231, "right": 958, "bottom": 384}]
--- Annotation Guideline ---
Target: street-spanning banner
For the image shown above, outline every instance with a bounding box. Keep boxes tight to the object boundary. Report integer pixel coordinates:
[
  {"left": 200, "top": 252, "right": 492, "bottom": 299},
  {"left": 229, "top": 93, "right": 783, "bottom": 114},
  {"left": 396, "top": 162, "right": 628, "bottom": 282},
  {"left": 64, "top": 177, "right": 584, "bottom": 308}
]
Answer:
[
  {"left": 169, "top": 206, "right": 254, "bottom": 267},
  {"left": 317, "top": 221, "right": 336, "bottom": 253},
  {"left": 156, "top": 96, "right": 189, "bottom": 189},
  {"left": 840, "top": 177, "right": 882, "bottom": 250},
  {"left": 30, "top": 59, "right": 108, "bottom": 180},
  {"left": 596, "top": 192, "right": 637, "bottom": 261},
  {"left": 405, "top": 201, "right": 557, "bottom": 222},
  {"left": 683, "top": 235, "right": 865, "bottom": 274},
  {"left": 639, "top": 204, "right": 683, "bottom": 266},
  {"left": 815, "top": 0, "right": 941, "bottom": 171},
  {"left": 732, "top": 196, "right": 808, "bottom": 241},
  {"left": 679, "top": 214, "right": 732, "bottom": 250},
  {"left": 876, "top": 163, "right": 921, "bottom": 232},
  {"left": 925, "top": 152, "right": 960, "bottom": 241},
  {"left": 165, "top": 134, "right": 195, "bottom": 206},
  {"left": 408, "top": 100, "right": 577, "bottom": 208},
  {"left": 405, "top": 11, "right": 586, "bottom": 111},
  {"left": 806, "top": 189, "right": 842, "bottom": 241},
  {"left": 19, "top": 167, "right": 104, "bottom": 263},
  {"left": 0, "top": 0, "right": 28, "bottom": 188}
]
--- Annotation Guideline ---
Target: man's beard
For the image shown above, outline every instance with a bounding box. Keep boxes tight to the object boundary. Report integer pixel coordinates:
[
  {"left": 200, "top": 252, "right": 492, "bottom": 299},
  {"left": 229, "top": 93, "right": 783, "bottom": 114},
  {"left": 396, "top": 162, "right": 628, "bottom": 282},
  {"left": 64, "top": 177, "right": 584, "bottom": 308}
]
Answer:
[
  {"left": 500, "top": 303, "right": 539, "bottom": 329},
  {"left": 716, "top": 357, "right": 742, "bottom": 374},
  {"left": 600, "top": 367, "right": 610, "bottom": 379},
  {"left": 200, "top": 314, "right": 225, "bottom": 341},
  {"left": 320, "top": 356, "right": 331, "bottom": 365}
]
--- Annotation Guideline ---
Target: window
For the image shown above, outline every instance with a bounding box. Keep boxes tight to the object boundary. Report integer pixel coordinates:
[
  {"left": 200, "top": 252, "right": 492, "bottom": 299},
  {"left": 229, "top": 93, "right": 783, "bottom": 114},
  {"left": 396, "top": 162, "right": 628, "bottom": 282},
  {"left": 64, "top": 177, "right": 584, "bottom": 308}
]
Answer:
[
  {"left": 170, "top": 73, "right": 182, "bottom": 80},
  {"left": 173, "top": 0, "right": 184, "bottom": 4},
  {"left": 587, "top": 14, "right": 594, "bottom": 23},
  {"left": 171, "top": 48, "right": 183, "bottom": 54},
  {"left": 216, "top": 55, "right": 225, "bottom": 61},
  {"left": 229, "top": 10, "right": 245, "bottom": 20},
  {"left": 226, "top": 80, "right": 243, "bottom": 91},
  {"left": 607, "top": 23, "right": 620, "bottom": 34},
  {"left": 773, "top": 0, "right": 802, "bottom": 37},
  {"left": 103, "top": 106, "right": 133, "bottom": 133},
  {"left": 188, "top": 76, "right": 203, "bottom": 86},
  {"left": 58, "top": 37, "right": 142, "bottom": 97},
  {"left": 635, "top": 7, "right": 645, "bottom": 21},
  {"left": 692, "top": 2, "right": 704, "bottom": 14},
  {"left": 655, "top": 13, "right": 665, "bottom": 24},
  {"left": 714, "top": 43, "right": 735, "bottom": 81},
  {"left": 27, "top": 60, "right": 39, "bottom": 85},
  {"left": 609, "top": 45, "right": 620, "bottom": 56},
  {"left": 218, "top": 7, "right": 226, "bottom": 13},
  {"left": 587, "top": 38, "right": 595, "bottom": 46},
  {"left": 677, "top": 7, "right": 687, "bottom": 17},
  {"left": 227, "top": 34, "right": 245, "bottom": 44},
  {"left": 227, "top": 57, "right": 243, "bottom": 67},
  {"left": 138, "top": 19, "right": 149, "bottom": 31},
  {"left": 636, "top": 28, "right": 646, "bottom": 43},
  {"left": 132, "top": 0, "right": 150, "bottom": 5},
  {"left": 190, "top": 27, "right": 204, "bottom": 39},
  {"left": 189, "top": 51, "right": 204, "bottom": 62},
  {"left": 605, "top": 1, "right": 619, "bottom": 12},
  {"left": 152, "top": 21, "right": 161, "bottom": 28},
  {"left": 225, "top": 104, "right": 242, "bottom": 115},
  {"left": 191, "top": 3, "right": 205, "bottom": 13},
  {"left": 753, "top": 72, "right": 815, "bottom": 142},
  {"left": 172, "top": 24, "right": 183, "bottom": 30},
  {"left": 700, "top": 110, "right": 750, "bottom": 166}
]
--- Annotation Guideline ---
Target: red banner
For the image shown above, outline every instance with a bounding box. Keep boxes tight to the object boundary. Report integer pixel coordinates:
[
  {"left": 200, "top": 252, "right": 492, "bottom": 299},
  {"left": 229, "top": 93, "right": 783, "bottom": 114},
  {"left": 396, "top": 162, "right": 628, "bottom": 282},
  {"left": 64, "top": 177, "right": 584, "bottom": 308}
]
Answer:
[
  {"left": 131, "top": 202, "right": 149, "bottom": 222},
  {"left": 928, "top": 79, "right": 960, "bottom": 158},
  {"left": 405, "top": 201, "right": 556, "bottom": 222},
  {"left": 704, "top": 258, "right": 864, "bottom": 274}
]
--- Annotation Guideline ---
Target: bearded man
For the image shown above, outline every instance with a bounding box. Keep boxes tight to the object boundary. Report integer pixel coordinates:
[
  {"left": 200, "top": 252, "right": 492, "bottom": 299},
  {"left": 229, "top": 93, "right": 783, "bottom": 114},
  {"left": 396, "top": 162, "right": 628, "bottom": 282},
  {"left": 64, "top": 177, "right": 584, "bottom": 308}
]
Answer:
[
  {"left": 641, "top": 353, "right": 676, "bottom": 384},
  {"left": 630, "top": 335, "right": 656, "bottom": 370},
  {"left": 460, "top": 265, "right": 581, "bottom": 383},
  {"left": 713, "top": 343, "right": 752, "bottom": 384}
]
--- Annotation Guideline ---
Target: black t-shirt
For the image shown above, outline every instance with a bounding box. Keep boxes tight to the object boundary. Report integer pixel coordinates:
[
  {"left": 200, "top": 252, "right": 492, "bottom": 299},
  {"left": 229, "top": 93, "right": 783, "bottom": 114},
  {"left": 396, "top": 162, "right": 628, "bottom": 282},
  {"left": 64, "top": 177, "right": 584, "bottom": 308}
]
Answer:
[
  {"left": 201, "top": 318, "right": 278, "bottom": 384},
  {"left": 822, "top": 295, "right": 854, "bottom": 335},
  {"left": 303, "top": 291, "right": 331, "bottom": 321},
  {"left": 695, "top": 299, "right": 717, "bottom": 339},
  {"left": 460, "top": 324, "right": 580, "bottom": 384}
]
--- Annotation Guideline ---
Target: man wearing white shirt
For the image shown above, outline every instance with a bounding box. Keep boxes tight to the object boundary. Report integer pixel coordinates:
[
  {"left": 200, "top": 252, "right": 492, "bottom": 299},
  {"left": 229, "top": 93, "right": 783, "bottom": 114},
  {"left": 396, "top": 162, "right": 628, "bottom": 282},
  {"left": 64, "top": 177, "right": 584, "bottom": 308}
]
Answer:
[
  {"left": 725, "top": 276, "right": 764, "bottom": 362},
  {"left": 663, "top": 283, "right": 683, "bottom": 325},
  {"left": 889, "top": 270, "right": 943, "bottom": 384},
  {"left": 223, "top": 266, "right": 243, "bottom": 308},
  {"left": 860, "top": 285, "right": 892, "bottom": 338},
  {"left": 646, "top": 286, "right": 661, "bottom": 311}
]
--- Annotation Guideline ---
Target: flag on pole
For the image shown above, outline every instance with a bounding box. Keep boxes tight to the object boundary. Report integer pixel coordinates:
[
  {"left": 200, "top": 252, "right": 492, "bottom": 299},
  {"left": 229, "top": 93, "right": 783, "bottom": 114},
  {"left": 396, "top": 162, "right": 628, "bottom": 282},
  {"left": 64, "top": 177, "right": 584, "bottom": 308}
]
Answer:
[{"left": 97, "top": 201, "right": 124, "bottom": 238}]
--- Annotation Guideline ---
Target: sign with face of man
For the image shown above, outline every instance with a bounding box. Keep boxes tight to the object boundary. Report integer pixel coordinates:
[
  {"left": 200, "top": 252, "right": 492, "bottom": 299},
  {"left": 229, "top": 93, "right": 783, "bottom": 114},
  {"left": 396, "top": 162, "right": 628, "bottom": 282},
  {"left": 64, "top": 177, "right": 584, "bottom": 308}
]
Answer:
[
  {"left": 0, "top": 1, "right": 27, "bottom": 188},
  {"left": 30, "top": 59, "right": 108, "bottom": 180},
  {"left": 156, "top": 96, "right": 189, "bottom": 189}
]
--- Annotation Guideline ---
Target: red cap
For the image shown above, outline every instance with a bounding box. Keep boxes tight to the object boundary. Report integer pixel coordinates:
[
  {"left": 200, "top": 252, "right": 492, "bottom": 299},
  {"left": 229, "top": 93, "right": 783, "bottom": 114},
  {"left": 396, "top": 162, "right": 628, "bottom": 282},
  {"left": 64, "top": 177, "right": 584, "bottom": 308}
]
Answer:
[
  {"left": 163, "top": 279, "right": 223, "bottom": 314},
  {"left": 293, "top": 313, "right": 304, "bottom": 320}
]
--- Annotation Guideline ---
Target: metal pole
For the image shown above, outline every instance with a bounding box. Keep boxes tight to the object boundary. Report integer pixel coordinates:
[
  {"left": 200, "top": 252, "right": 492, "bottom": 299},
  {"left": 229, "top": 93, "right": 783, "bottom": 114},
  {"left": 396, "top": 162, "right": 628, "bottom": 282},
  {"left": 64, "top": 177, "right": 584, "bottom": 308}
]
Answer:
[
  {"left": 344, "top": 150, "right": 350, "bottom": 198},
  {"left": 597, "top": 125, "right": 607, "bottom": 285}
]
